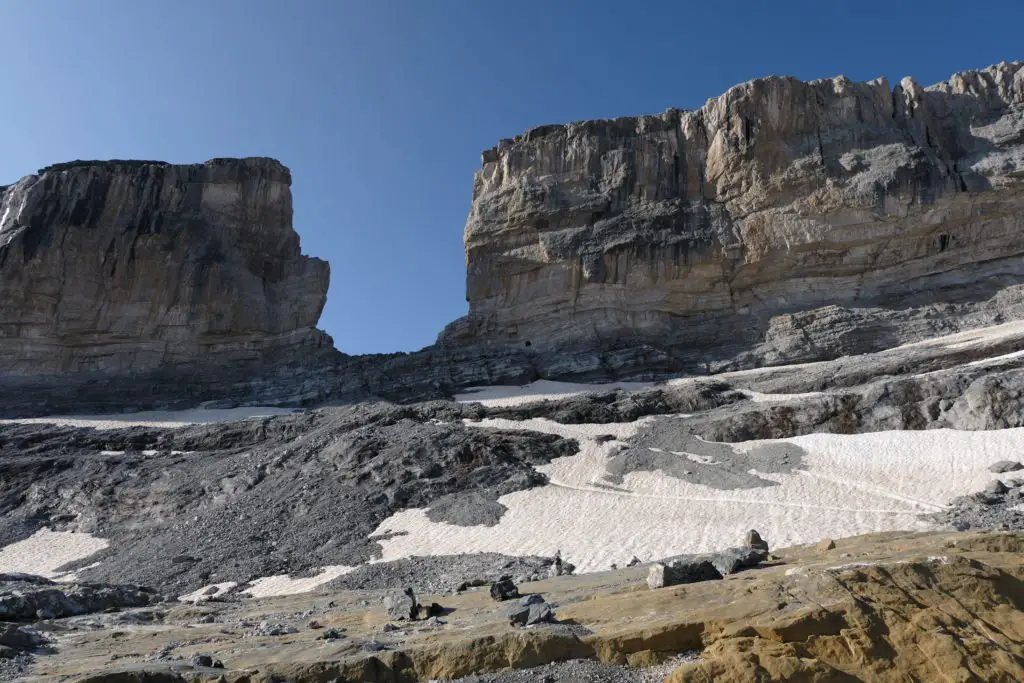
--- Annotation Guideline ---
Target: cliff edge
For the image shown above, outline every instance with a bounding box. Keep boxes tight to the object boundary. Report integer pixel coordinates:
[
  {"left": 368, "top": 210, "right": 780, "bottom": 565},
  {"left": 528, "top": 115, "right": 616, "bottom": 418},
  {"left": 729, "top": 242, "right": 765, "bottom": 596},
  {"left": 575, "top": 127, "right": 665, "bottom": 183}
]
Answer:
[
  {"left": 0, "top": 157, "right": 337, "bottom": 412},
  {"left": 441, "top": 61, "right": 1024, "bottom": 377}
]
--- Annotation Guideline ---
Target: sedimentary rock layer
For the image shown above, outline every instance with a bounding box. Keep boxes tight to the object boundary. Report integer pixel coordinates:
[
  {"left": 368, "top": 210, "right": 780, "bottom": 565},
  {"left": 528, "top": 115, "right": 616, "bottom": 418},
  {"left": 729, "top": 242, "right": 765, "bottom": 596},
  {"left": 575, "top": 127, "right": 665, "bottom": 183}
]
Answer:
[
  {"left": 0, "top": 158, "right": 335, "bottom": 411},
  {"left": 442, "top": 61, "right": 1024, "bottom": 376}
]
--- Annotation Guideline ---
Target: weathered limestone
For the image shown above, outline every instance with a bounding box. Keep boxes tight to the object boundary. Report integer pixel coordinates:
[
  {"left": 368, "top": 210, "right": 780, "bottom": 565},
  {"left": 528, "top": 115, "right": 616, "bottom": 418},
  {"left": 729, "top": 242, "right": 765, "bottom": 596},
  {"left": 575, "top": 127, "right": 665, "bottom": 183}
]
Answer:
[
  {"left": 442, "top": 62, "right": 1024, "bottom": 378},
  {"left": 0, "top": 158, "right": 337, "bottom": 412},
  {"left": 3, "top": 62, "right": 1024, "bottom": 413}
]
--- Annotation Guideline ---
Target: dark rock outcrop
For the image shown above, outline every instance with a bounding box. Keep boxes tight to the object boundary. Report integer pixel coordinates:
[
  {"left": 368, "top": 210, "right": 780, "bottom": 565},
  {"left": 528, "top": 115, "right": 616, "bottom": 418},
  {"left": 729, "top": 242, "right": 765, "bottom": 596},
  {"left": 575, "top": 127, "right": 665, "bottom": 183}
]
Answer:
[
  {"left": 3, "top": 62, "right": 1024, "bottom": 414},
  {"left": 0, "top": 575, "right": 158, "bottom": 621}
]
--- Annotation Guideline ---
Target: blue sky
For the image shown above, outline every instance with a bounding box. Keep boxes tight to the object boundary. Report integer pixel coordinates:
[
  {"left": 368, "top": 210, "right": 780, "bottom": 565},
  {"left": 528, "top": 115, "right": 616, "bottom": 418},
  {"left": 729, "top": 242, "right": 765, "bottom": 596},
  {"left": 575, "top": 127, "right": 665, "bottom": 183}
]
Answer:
[{"left": 2, "top": 1, "right": 1021, "bottom": 354}]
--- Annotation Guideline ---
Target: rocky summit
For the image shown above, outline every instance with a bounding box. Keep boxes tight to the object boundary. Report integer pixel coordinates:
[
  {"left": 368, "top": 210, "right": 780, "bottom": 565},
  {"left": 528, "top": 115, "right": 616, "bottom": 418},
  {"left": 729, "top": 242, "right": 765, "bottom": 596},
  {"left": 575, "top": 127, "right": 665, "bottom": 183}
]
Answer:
[{"left": 4, "top": 61, "right": 1024, "bottom": 683}]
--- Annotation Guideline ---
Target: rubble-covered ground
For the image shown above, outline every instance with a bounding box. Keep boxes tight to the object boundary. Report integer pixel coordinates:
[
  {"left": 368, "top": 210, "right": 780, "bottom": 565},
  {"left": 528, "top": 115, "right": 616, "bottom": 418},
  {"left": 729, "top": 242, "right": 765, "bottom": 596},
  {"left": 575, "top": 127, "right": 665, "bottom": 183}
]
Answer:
[{"left": 4, "top": 322, "right": 1024, "bottom": 679}]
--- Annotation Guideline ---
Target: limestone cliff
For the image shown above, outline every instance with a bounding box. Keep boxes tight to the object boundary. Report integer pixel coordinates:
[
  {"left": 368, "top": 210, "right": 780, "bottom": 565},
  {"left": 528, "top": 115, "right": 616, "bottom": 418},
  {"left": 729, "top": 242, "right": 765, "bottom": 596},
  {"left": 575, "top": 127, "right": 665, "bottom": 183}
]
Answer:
[
  {"left": 442, "top": 62, "right": 1024, "bottom": 376},
  {"left": 0, "top": 158, "right": 335, "bottom": 411}
]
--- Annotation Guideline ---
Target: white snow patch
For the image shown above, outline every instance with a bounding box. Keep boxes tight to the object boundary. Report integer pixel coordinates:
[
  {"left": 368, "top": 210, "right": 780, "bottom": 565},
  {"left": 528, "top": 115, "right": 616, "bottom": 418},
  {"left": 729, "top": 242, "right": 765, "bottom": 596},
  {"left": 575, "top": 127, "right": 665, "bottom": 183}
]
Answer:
[
  {"left": 371, "top": 424, "right": 1021, "bottom": 574},
  {"left": 178, "top": 581, "right": 238, "bottom": 603},
  {"left": 0, "top": 529, "right": 108, "bottom": 581},
  {"left": 744, "top": 390, "right": 825, "bottom": 403},
  {"left": 0, "top": 407, "right": 297, "bottom": 430},
  {"left": 455, "top": 379, "right": 655, "bottom": 407},
  {"left": 965, "top": 349, "right": 1024, "bottom": 367},
  {"left": 241, "top": 565, "right": 356, "bottom": 598}
]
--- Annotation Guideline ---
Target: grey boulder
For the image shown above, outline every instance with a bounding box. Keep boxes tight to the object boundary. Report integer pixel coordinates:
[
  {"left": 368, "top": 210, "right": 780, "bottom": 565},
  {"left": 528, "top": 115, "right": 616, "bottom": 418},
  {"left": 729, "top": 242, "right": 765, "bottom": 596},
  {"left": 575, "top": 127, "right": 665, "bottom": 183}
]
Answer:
[
  {"left": 647, "top": 560, "right": 722, "bottom": 589},
  {"left": 489, "top": 578, "right": 519, "bottom": 601},
  {"left": 383, "top": 587, "right": 418, "bottom": 621}
]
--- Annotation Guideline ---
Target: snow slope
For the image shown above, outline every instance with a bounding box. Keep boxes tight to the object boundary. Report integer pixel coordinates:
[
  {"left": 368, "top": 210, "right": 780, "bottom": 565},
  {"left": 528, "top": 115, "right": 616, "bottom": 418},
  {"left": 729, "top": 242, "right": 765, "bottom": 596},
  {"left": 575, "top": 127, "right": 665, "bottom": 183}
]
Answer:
[{"left": 371, "top": 419, "right": 1022, "bottom": 573}]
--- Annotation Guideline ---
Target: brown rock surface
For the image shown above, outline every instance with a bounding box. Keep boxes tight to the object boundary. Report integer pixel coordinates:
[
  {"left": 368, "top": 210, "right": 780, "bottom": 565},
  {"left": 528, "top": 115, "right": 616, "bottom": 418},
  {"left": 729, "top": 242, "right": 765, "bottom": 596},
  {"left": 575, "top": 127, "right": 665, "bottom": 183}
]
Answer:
[
  {"left": 18, "top": 530, "right": 1024, "bottom": 682},
  {"left": 816, "top": 538, "right": 836, "bottom": 551}
]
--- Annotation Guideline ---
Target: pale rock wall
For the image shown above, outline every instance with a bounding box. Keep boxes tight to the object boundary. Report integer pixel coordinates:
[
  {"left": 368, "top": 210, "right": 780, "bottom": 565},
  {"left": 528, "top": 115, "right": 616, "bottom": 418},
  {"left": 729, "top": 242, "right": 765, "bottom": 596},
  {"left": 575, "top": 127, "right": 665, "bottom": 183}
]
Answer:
[
  {"left": 443, "top": 62, "right": 1024, "bottom": 374},
  {"left": 0, "top": 158, "right": 336, "bottom": 411}
]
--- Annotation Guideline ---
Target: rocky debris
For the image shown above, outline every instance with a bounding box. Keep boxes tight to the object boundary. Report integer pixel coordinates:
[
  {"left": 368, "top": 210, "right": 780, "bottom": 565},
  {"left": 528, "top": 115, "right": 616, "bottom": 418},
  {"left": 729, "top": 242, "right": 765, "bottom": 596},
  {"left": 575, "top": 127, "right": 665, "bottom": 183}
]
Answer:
[
  {"left": 985, "top": 480, "right": 1011, "bottom": 495},
  {"left": 318, "top": 627, "right": 345, "bottom": 641},
  {"left": 383, "top": 587, "right": 418, "bottom": 621},
  {"left": 744, "top": 530, "right": 769, "bottom": 553},
  {"left": 15, "top": 530, "right": 1024, "bottom": 682},
  {"left": 647, "top": 560, "right": 721, "bottom": 589},
  {"left": 605, "top": 433, "right": 804, "bottom": 490},
  {"left": 189, "top": 654, "right": 224, "bottom": 669},
  {"left": 328, "top": 552, "right": 558, "bottom": 595},
  {"left": 443, "top": 62, "right": 1024, "bottom": 386},
  {"left": 0, "top": 576, "right": 159, "bottom": 621},
  {"left": 707, "top": 546, "right": 768, "bottom": 576},
  {"left": 0, "top": 574, "right": 51, "bottom": 585},
  {"left": 490, "top": 578, "right": 519, "bottom": 601},
  {"left": 0, "top": 624, "right": 42, "bottom": 653},
  {"left": 244, "top": 621, "right": 298, "bottom": 637},
  {"left": 817, "top": 538, "right": 837, "bottom": 551},
  {"left": 484, "top": 322, "right": 1024, "bottom": 441},
  {"left": 445, "top": 654, "right": 703, "bottom": 682},
  {"left": 485, "top": 383, "right": 744, "bottom": 426},
  {"left": 929, "top": 488, "right": 1024, "bottom": 531},
  {"left": 648, "top": 535, "right": 770, "bottom": 589},
  {"left": 547, "top": 552, "right": 575, "bottom": 578},
  {"left": 507, "top": 594, "right": 556, "bottom": 627},
  {"left": 426, "top": 491, "right": 509, "bottom": 527},
  {"left": 63, "top": 608, "right": 165, "bottom": 629},
  {"left": 990, "top": 460, "right": 1024, "bottom": 473},
  {"left": 0, "top": 404, "right": 576, "bottom": 595}
]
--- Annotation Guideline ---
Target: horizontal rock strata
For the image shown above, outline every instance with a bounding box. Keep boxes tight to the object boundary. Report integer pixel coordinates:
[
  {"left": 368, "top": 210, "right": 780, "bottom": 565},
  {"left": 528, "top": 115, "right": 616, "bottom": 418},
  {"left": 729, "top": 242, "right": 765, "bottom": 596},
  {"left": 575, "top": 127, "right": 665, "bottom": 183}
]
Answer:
[
  {"left": 4, "top": 62, "right": 1024, "bottom": 413},
  {"left": 441, "top": 61, "right": 1024, "bottom": 378},
  {"left": 0, "top": 158, "right": 336, "bottom": 413}
]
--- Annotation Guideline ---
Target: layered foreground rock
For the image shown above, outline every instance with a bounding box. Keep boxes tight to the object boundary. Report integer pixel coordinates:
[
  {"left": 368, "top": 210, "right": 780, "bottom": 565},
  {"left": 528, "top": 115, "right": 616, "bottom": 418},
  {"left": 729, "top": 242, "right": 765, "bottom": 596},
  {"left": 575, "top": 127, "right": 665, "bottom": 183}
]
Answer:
[{"left": 13, "top": 530, "right": 1024, "bottom": 682}]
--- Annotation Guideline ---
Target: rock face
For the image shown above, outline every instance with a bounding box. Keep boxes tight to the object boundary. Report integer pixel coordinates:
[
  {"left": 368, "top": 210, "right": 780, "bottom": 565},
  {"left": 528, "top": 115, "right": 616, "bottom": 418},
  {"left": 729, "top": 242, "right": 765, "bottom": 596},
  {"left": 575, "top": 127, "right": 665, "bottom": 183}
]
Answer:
[
  {"left": 442, "top": 62, "right": 1024, "bottom": 378},
  {"left": 4, "top": 62, "right": 1024, "bottom": 412},
  {"left": 0, "top": 574, "right": 158, "bottom": 622},
  {"left": 0, "top": 157, "right": 335, "bottom": 413}
]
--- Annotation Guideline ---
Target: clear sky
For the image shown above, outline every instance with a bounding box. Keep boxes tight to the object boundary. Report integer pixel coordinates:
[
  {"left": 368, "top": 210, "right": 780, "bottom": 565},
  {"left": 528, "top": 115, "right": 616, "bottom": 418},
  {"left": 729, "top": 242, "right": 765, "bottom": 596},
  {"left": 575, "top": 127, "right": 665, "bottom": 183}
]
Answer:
[{"left": 2, "top": 1, "right": 1021, "bottom": 354}]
